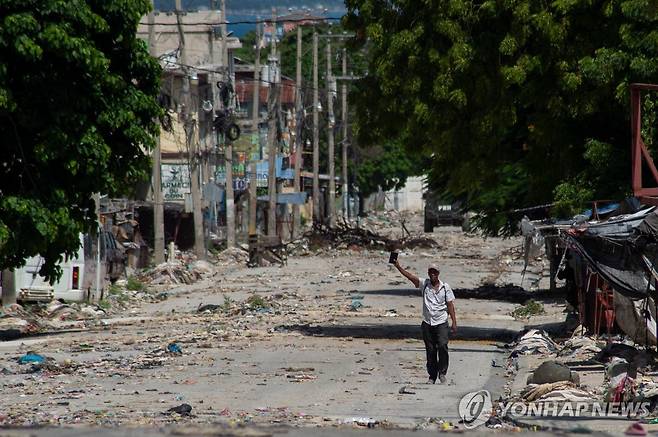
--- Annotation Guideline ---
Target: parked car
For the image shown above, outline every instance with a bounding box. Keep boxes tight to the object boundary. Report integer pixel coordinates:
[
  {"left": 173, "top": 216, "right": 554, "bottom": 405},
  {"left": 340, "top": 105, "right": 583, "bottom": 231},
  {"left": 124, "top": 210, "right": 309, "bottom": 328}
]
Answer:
[{"left": 424, "top": 193, "right": 463, "bottom": 232}]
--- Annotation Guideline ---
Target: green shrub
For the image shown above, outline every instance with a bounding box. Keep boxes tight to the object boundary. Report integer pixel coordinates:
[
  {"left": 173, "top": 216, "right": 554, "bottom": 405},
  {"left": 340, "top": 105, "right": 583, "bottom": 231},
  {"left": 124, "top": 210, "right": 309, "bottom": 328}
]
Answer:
[
  {"left": 126, "top": 276, "right": 146, "bottom": 292},
  {"left": 511, "top": 300, "right": 545, "bottom": 319}
]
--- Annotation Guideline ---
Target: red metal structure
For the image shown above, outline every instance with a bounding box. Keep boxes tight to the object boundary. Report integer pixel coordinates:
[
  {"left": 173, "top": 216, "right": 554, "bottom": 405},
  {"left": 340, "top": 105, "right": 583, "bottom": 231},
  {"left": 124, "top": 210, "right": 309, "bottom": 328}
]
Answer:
[{"left": 631, "top": 83, "right": 658, "bottom": 204}]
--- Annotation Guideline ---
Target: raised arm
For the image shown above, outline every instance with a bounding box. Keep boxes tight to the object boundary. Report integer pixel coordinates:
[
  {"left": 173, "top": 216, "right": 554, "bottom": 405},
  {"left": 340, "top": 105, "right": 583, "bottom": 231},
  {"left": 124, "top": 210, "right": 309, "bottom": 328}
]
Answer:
[{"left": 394, "top": 260, "right": 420, "bottom": 288}]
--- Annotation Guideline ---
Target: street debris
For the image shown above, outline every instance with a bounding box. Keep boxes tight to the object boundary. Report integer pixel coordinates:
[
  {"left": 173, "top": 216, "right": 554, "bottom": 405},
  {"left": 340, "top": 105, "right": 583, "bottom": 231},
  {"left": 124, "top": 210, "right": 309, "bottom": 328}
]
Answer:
[
  {"left": 509, "top": 329, "right": 559, "bottom": 356},
  {"left": 625, "top": 422, "right": 647, "bottom": 436},
  {"left": 558, "top": 334, "right": 602, "bottom": 359},
  {"left": 527, "top": 361, "right": 580, "bottom": 385},
  {"left": 17, "top": 353, "right": 46, "bottom": 364},
  {"left": 165, "top": 403, "right": 192, "bottom": 416},
  {"left": 140, "top": 261, "right": 204, "bottom": 286},
  {"left": 167, "top": 342, "right": 182, "bottom": 355},
  {"left": 521, "top": 381, "right": 594, "bottom": 402}
]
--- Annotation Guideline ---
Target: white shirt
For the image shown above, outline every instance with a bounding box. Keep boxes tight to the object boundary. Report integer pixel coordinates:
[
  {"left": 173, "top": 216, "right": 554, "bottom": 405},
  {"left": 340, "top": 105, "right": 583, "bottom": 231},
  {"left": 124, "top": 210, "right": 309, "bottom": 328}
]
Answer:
[{"left": 419, "top": 278, "right": 455, "bottom": 326}]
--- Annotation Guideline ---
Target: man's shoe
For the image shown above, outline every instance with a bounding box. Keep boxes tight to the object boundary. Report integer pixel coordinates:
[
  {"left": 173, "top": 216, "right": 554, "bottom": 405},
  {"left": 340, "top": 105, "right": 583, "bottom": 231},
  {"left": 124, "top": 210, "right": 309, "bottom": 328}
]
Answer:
[
  {"left": 439, "top": 374, "right": 447, "bottom": 384},
  {"left": 428, "top": 378, "right": 436, "bottom": 384}
]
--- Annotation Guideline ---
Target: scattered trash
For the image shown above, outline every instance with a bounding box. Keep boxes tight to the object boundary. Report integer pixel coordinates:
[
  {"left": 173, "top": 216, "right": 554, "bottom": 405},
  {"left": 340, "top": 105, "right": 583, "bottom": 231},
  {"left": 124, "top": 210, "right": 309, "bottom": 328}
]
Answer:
[
  {"left": 399, "top": 385, "right": 416, "bottom": 394},
  {"left": 625, "top": 421, "right": 647, "bottom": 436},
  {"left": 165, "top": 403, "right": 192, "bottom": 416},
  {"left": 167, "top": 343, "right": 182, "bottom": 355},
  {"left": 197, "top": 304, "right": 221, "bottom": 313},
  {"left": 522, "top": 382, "right": 594, "bottom": 403},
  {"left": 345, "top": 416, "right": 378, "bottom": 428},
  {"left": 559, "top": 335, "right": 602, "bottom": 359},
  {"left": 510, "top": 329, "right": 558, "bottom": 356},
  {"left": 140, "top": 260, "right": 207, "bottom": 286},
  {"left": 17, "top": 353, "right": 45, "bottom": 365}
]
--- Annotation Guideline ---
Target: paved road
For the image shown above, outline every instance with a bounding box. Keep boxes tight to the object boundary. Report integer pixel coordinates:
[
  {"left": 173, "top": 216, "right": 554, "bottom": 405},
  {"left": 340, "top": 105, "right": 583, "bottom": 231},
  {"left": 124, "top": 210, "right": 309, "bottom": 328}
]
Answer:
[{"left": 0, "top": 224, "right": 567, "bottom": 432}]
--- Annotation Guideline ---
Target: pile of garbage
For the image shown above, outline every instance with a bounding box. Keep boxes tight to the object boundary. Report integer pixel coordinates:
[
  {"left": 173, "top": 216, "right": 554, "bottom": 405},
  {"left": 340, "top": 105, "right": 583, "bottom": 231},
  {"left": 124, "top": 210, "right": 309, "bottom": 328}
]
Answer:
[
  {"left": 140, "top": 260, "right": 214, "bottom": 286},
  {"left": 214, "top": 247, "right": 249, "bottom": 266},
  {"left": 509, "top": 329, "right": 559, "bottom": 356},
  {"left": 0, "top": 304, "right": 43, "bottom": 340},
  {"left": 0, "top": 301, "right": 110, "bottom": 340}
]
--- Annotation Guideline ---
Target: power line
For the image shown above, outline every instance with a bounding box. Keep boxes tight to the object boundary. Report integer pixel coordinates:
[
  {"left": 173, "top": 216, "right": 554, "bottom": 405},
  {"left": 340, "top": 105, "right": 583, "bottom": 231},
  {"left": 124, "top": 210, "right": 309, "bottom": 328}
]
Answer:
[
  {"left": 139, "top": 16, "right": 342, "bottom": 26},
  {"left": 162, "top": 59, "right": 363, "bottom": 94}
]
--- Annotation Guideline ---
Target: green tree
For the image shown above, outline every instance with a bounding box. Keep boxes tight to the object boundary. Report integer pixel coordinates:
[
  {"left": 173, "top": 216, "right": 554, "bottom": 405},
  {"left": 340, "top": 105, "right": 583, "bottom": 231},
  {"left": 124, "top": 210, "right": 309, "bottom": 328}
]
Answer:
[
  {"left": 344, "top": 0, "right": 658, "bottom": 234},
  {"left": 0, "top": 0, "right": 161, "bottom": 281},
  {"left": 351, "top": 140, "right": 423, "bottom": 213}
]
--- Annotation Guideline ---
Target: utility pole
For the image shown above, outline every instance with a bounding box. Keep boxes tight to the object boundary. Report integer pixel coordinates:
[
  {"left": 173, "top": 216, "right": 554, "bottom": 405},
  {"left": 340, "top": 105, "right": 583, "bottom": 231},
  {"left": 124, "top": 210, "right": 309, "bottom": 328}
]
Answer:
[
  {"left": 341, "top": 47, "right": 349, "bottom": 220},
  {"left": 267, "top": 8, "right": 279, "bottom": 237},
  {"left": 326, "top": 38, "right": 336, "bottom": 228},
  {"left": 293, "top": 25, "right": 302, "bottom": 237},
  {"left": 312, "top": 30, "right": 320, "bottom": 226},
  {"left": 176, "top": 0, "right": 205, "bottom": 259},
  {"left": 249, "top": 22, "right": 260, "bottom": 260},
  {"left": 149, "top": 0, "right": 165, "bottom": 263},
  {"left": 221, "top": 0, "right": 235, "bottom": 248}
]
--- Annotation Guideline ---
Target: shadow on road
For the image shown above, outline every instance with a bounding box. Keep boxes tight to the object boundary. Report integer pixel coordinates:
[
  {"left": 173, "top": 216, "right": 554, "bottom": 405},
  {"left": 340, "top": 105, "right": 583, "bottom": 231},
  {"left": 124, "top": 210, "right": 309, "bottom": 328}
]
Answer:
[
  {"left": 358, "top": 285, "right": 566, "bottom": 304},
  {"left": 276, "top": 323, "right": 518, "bottom": 342}
]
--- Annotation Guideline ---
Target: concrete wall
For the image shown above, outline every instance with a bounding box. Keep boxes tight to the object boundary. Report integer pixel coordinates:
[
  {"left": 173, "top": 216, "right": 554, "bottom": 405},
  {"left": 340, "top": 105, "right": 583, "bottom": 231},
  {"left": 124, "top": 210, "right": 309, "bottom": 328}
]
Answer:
[{"left": 364, "top": 176, "right": 425, "bottom": 212}]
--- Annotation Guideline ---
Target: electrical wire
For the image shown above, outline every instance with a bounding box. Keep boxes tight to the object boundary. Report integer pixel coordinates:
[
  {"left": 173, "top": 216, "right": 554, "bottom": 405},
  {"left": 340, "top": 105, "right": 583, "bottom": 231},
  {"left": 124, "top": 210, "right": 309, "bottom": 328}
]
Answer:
[{"left": 162, "top": 59, "right": 362, "bottom": 94}]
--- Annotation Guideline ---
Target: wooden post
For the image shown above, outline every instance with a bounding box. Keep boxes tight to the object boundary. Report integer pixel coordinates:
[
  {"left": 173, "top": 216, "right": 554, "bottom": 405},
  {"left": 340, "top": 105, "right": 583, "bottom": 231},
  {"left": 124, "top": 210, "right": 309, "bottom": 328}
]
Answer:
[
  {"left": 176, "top": 0, "right": 205, "bottom": 259},
  {"left": 293, "top": 25, "right": 303, "bottom": 237},
  {"left": 149, "top": 1, "right": 165, "bottom": 264},
  {"left": 326, "top": 38, "right": 336, "bottom": 228},
  {"left": 312, "top": 30, "right": 320, "bottom": 226},
  {"left": 267, "top": 9, "right": 279, "bottom": 237}
]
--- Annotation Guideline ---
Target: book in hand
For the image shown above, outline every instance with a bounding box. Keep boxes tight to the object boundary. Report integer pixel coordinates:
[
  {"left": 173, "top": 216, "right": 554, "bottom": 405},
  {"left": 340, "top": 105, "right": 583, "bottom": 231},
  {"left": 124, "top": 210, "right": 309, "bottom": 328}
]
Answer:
[{"left": 388, "top": 251, "right": 398, "bottom": 264}]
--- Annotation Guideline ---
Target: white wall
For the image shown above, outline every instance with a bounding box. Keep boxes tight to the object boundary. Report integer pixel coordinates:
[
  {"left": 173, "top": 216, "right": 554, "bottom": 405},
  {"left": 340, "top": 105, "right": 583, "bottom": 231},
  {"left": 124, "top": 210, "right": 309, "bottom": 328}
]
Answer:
[{"left": 364, "top": 176, "right": 425, "bottom": 212}]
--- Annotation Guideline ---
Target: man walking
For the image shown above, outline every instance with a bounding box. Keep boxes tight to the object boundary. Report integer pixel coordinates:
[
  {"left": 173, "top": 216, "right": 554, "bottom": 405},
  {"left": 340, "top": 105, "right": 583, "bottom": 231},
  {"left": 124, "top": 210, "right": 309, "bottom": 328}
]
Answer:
[{"left": 394, "top": 259, "right": 457, "bottom": 384}]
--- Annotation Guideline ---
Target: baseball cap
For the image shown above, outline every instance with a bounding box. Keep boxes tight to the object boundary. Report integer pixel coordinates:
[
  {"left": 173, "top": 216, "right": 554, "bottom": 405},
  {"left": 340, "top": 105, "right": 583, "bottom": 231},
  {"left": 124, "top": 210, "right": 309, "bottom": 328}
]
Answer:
[{"left": 428, "top": 263, "right": 440, "bottom": 273}]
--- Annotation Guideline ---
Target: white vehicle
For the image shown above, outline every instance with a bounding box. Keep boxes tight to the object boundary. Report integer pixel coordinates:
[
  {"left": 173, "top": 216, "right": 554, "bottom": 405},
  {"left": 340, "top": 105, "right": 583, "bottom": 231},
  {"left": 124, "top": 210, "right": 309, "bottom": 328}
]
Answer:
[{"left": 3, "top": 234, "right": 87, "bottom": 303}]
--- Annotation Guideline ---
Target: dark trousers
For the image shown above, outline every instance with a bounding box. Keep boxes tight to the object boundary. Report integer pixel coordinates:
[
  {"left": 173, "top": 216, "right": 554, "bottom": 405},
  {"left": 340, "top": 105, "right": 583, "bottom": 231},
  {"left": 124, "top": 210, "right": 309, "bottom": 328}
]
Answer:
[{"left": 421, "top": 321, "right": 449, "bottom": 380}]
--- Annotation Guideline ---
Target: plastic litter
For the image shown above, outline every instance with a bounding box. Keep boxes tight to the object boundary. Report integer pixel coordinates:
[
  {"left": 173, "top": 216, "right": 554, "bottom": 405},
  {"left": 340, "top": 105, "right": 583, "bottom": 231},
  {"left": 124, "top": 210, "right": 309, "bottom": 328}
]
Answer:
[
  {"left": 165, "top": 403, "right": 192, "bottom": 416},
  {"left": 17, "top": 353, "right": 45, "bottom": 364},
  {"left": 167, "top": 343, "right": 182, "bottom": 355}
]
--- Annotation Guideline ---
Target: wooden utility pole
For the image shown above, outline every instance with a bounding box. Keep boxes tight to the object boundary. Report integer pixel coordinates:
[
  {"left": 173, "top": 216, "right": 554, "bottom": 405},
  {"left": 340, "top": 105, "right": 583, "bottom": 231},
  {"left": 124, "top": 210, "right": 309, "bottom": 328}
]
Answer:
[
  {"left": 267, "top": 9, "right": 279, "bottom": 237},
  {"left": 326, "top": 38, "right": 336, "bottom": 228},
  {"left": 149, "top": 0, "right": 165, "bottom": 263},
  {"left": 312, "top": 30, "right": 320, "bottom": 226},
  {"left": 176, "top": 0, "right": 205, "bottom": 259},
  {"left": 221, "top": 0, "right": 235, "bottom": 248},
  {"left": 293, "top": 25, "right": 302, "bottom": 236},
  {"left": 249, "top": 22, "right": 261, "bottom": 252},
  {"left": 341, "top": 47, "right": 349, "bottom": 220}
]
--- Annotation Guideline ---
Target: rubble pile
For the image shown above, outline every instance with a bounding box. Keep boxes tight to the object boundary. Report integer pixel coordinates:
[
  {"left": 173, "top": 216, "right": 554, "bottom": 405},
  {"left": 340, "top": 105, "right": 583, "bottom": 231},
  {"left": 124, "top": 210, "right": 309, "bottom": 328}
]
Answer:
[
  {"left": 0, "top": 304, "right": 42, "bottom": 339},
  {"left": 509, "top": 329, "right": 559, "bottom": 356},
  {"left": 305, "top": 222, "right": 439, "bottom": 253},
  {"left": 501, "top": 324, "right": 658, "bottom": 430},
  {"left": 140, "top": 261, "right": 205, "bottom": 286},
  {"left": 214, "top": 247, "right": 249, "bottom": 266}
]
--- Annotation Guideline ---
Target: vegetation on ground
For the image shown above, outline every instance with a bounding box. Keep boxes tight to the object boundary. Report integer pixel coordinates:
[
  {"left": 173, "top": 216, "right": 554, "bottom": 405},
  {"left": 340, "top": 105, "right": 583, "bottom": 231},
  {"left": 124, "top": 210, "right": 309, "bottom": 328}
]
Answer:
[{"left": 512, "top": 300, "right": 545, "bottom": 319}]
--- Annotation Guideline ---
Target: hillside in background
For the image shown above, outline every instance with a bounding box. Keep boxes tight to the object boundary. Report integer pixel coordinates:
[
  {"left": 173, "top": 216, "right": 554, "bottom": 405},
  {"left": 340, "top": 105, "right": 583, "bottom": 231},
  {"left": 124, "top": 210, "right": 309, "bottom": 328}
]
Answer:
[{"left": 154, "top": 1, "right": 344, "bottom": 35}]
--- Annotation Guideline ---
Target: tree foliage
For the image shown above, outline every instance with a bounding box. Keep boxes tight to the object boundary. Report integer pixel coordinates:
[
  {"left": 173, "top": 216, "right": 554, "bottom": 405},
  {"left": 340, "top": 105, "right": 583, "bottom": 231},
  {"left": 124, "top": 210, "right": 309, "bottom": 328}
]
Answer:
[
  {"left": 351, "top": 140, "right": 422, "bottom": 198},
  {"left": 0, "top": 0, "right": 161, "bottom": 281},
  {"left": 344, "top": 0, "right": 658, "bottom": 234}
]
